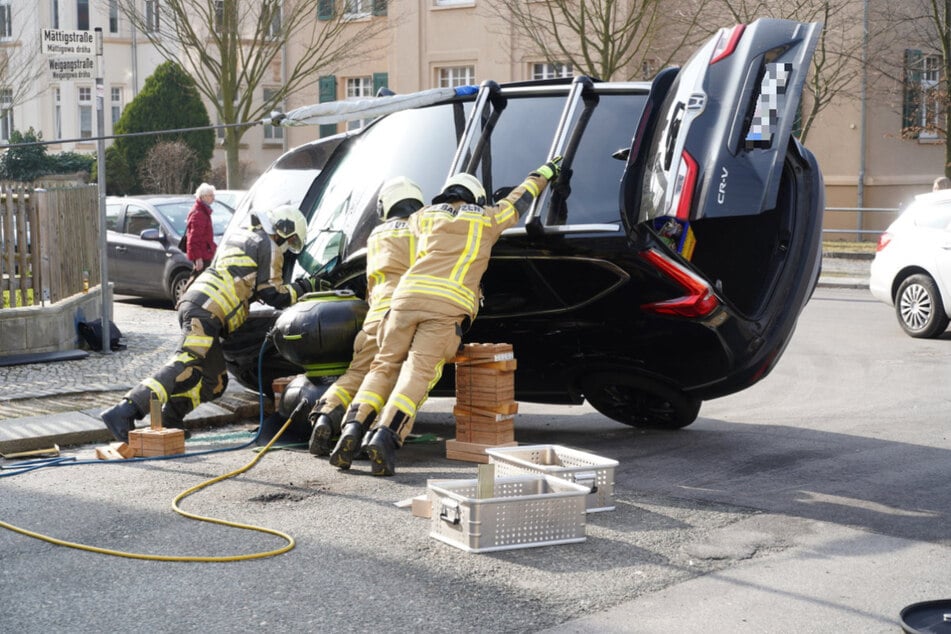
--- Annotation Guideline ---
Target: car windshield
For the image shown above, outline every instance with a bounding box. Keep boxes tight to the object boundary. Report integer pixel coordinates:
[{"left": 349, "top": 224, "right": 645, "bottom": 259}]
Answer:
[{"left": 155, "top": 200, "right": 234, "bottom": 236}]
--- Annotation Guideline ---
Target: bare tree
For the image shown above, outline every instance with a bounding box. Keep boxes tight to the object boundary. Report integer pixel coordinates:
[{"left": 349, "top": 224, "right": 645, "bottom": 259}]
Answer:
[
  {"left": 870, "top": 0, "right": 951, "bottom": 176},
  {"left": 0, "top": 4, "right": 45, "bottom": 111},
  {"left": 708, "top": 0, "right": 868, "bottom": 144},
  {"left": 138, "top": 140, "right": 201, "bottom": 193},
  {"left": 481, "top": 0, "right": 712, "bottom": 81},
  {"left": 115, "top": 0, "right": 391, "bottom": 187}
]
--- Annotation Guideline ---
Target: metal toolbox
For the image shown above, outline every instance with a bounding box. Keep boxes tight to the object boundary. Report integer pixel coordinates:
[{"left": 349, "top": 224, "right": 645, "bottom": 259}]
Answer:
[
  {"left": 485, "top": 444, "right": 619, "bottom": 512},
  {"left": 427, "top": 475, "right": 589, "bottom": 553}
]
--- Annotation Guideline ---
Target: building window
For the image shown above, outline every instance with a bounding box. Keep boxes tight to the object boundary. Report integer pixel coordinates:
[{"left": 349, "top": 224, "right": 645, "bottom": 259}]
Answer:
[
  {"left": 435, "top": 0, "right": 473, "bottom": 6},
  {"left": 111, "top": 87, "right": 122, "bottom": 129},
  {"left": 531, "top": 63, "right": 572, "bottom": 80},
  {"left": 79, "top": 86, "right": 92, "bottom": 139},
  {"left": 52, "top": 0, "right": 59, "bottom": 29},
  {"left": 0, "top": 88, "right": 12, "bottom": 142},
  {"left": 264, "top": 1, "right": 281, "bottom": 37},
  {"left": 0, "top": 2, "right": 12, "bottom": 39},
  {"left": 437, "top": 65, "right": 475, "bottom": 88},
  {"left": 214, "top": 0, "right": 223, "bottom": 31},
  {"left": 903, "top": 49, "right": 945, "bottom": 140},
  {"left": 263, "top": 87, "right": 283, "bottom": 142},
  {"left": 344, "top": 0, "right": 371, "bottom": 18},
  {"left": 77, "top": 0, "right": 89, "bottom": 31},
  {"left": 345, "top": 76, "right": 372, "bottom": 131},
  {"left": 54, "top": 87, "right": 62, "bottom": 140},
  {"left": 146, "top": 0, "right": 160, "bottom": 32},
  {"left": 109, "top": 0, "right": 119, "bottom": 33}
]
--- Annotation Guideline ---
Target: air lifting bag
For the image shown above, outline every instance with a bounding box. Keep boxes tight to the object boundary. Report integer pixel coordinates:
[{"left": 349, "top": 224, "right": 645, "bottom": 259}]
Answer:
[{"left": 271, "top": 293, "right": 368, "bottom": 367}]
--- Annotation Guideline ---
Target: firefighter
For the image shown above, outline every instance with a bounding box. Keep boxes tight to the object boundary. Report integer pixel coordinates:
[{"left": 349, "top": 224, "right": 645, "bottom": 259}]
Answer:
[
  {"left": 100, "top": 205, "right": 322, "bottom": 442},
  {"left": 335, "top": 157, "right": 562, "bottom": 475},
  {"left": 306, "top": 177, "right": 425, "bottom": 459}
]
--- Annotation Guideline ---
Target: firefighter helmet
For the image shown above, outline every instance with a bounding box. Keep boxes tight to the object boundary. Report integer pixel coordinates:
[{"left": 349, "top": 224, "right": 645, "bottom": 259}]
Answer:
[
  {"left": 433, "top": 172, "right": 486, "bottom": 206},
  {"left": 377, "top": 177, "right": 425, "bottom": 220},
  {"left": 260, "top": 205, "right": 308, "bottom": 254}
]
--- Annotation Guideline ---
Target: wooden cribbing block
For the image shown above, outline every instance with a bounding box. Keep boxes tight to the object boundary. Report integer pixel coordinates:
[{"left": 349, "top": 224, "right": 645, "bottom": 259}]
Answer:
[
  {"left": 452, "top": 343, "right": 514, "bottom": 365},
  {"left": 95, "top": 442, "right": 135, "bottom": 460},
  {"left": 445, "top": 438, "right": 517, "bottom": 464},
  {"left": 127, "top": 397, "right": 185, "bottom": 457}
]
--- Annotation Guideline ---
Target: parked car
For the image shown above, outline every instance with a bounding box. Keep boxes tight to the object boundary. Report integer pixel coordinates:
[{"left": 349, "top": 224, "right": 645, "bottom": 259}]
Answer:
[
  {"left": 106, "top": 195, "right": 234, "bottom": 305},
  {"left": 221, "top": 18, "right": 824, "bottom": 429},
  {"left": 213, "top": 189, "right": 248, "bottom": 210},
  {"left": 869, "top": 189, "right": 951, "bottom": 338}
]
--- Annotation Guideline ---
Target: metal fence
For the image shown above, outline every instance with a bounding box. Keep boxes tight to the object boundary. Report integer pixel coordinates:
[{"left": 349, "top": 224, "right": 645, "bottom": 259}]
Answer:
[
  {"left": 0, "top": 183, "right": 99, "bottom": 308},
  {"left": 822, "top": 206, "right": 900, "bottom": 242}
]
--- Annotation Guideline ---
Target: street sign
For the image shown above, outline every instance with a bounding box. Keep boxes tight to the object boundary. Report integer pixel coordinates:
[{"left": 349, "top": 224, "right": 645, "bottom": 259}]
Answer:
[
  {"left": 41, "top": 29, "right": 96, "bottom": 80},
  {"left": 40, "top": 29, "right": 95, "bottom": 56}
]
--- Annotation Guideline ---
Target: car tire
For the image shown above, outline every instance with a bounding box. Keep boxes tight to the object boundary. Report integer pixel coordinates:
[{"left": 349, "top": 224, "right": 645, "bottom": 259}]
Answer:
[
  {"left": 582, "top": 372, "right": 700, "bottom": 429},
  {"left": 895, "top": 274, "right": 950, "bottom": 338},
  {"left": 170, "top": 270, "right": 192, "bottom": 306}
]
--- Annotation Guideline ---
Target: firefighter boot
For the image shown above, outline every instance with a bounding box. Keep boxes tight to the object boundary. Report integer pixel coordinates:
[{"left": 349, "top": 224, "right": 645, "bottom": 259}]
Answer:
[
  {"left": 101, "top": 399, "right": 140, "bottom": 442},
  {"left": 308, "top": 406, "right": 343, "bottom": 456},
  {"left": 329, "top": 421, "right": 365, "bottom": 469},
  {"left": 366, "top": 426, "right": 400, "bottom": 477}
]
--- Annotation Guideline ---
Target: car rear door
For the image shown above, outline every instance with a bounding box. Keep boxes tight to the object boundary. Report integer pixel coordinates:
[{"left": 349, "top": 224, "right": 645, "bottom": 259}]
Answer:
[
  {"left": 113, "top": 203, "right": 166, "bottom": 296},
  {"left": 624, "top": 18, "right": 821, "bottom": 224}
]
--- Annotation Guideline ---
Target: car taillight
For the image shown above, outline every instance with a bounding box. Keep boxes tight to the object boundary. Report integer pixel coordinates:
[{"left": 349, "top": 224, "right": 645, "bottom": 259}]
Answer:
[
  {"left": 876, "top": 233, "right": 892, "bottom": 252},
  {"left": 672, "top": 150, "right": 698, "bottom": 221},
  {"left": 710, "top": 24, "right": 746, "bottom": 65},
  {"left": 640, "top": 249, "right": 720, "bottom": 318}
]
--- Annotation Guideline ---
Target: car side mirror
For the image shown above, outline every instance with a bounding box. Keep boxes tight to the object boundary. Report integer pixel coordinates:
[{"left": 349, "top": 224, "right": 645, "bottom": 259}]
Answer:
[{"left": 140, "top": 228, "right": 161, "bottom": 241}]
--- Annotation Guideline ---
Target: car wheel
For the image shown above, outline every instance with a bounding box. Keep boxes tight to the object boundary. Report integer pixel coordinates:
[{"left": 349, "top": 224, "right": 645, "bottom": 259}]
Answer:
[
  {"left": 895, "top": 274, "right": 950, "bottom": 338},
  {"left": 582, "top": 372, "right": 701, "bottom": 429},
  {"left": 170, "top": 270, "right": 192, "bottom": 306}
]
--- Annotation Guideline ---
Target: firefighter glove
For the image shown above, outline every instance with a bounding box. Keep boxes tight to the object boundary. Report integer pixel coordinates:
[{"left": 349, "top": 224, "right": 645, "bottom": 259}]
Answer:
[
  {"left": 292, "top": 275, "right": 322, "bottom": 296},
  {"left": 534, "top": 155, "right": 563, "bottom": 181}
]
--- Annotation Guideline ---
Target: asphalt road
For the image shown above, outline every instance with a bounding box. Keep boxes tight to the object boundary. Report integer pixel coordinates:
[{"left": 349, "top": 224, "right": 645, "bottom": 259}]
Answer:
[{"left": 2, "top": 287, "right": 949, "bottom": 633}]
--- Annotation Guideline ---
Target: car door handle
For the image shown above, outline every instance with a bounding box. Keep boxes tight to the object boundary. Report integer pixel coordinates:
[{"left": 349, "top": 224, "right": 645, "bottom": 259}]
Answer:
[{"left": 115, "top": 246, "right": 127, "bottom": 252}]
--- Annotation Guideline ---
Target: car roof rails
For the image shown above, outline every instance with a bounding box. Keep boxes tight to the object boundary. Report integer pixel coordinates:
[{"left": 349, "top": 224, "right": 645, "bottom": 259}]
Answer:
[{"left": 525, "top": 75, "right": 600, "bottom": 237}]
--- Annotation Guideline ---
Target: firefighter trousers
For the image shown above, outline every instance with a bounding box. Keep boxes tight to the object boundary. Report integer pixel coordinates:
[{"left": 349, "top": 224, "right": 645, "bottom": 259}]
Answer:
[
  {"left": 125, "top": 301, "right": 228, "bottom": 424},
  {"left": 316, "top": 319, "right": 381, "bottom": 416},
  {"left": 351, "top": 308, "right": 463, "bottom": 444}
]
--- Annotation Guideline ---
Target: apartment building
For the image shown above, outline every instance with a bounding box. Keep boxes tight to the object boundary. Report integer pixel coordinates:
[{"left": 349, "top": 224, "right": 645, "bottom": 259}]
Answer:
[{"left": 4, "top": 0, "right": 946, "bottom": 231}]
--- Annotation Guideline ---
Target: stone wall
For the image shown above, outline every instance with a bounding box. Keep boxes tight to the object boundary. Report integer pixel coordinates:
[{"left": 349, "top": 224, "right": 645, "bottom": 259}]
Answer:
[{"left": 0, "top": 286, "right": 105, "bottom": 357}]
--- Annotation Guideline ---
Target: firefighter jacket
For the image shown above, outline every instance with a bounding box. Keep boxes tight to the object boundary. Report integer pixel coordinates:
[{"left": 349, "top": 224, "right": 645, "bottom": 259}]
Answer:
[
  {"left": 390, "top": 172, "right": 551, "bottom": 319},
  {"left": 364, "top": 218, "right": 416, "bottom": 325},
  {"left": 181, "top": 224, "right": 301, "bottom": 334}
]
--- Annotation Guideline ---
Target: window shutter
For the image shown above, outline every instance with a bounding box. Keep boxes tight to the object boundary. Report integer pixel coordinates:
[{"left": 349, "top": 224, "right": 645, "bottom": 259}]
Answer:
[
  {"left": 318, "top": 0, "right": 333, "bottom": 21},
  {"left": 372, "top": 0, "right": 387, "bottom": 16},
  {"left": 319, "top": 75, "right": 337, "bottom": 138},
  {"left": 902, "top": 48, "right": 922, "bottom": 139},
  {"left": 373, "top": 72, "right": 389, "bottom": 95}
]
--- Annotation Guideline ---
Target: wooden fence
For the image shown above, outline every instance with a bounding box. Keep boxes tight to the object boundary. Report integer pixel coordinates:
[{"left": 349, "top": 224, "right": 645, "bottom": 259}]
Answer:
[{"left": 0, "top": 183, "right": 99, "bottom": 308}]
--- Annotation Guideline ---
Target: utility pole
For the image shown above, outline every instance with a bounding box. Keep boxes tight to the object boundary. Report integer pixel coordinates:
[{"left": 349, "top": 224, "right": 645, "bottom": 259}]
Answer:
[{"left": 95, "top": 28, "right": 111, "bottom": 353}]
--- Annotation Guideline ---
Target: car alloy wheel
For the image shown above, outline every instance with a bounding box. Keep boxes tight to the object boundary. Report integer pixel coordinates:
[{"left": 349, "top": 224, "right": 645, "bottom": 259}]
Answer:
[
  {"left": 170, "top": 270, "right": 193, "bottom": 307},
  {"left": 582, "top": 372, "right": 701, "bottom": 429},
  {"left": 896, "top": 273, "right": 950, "bottom": 338}
]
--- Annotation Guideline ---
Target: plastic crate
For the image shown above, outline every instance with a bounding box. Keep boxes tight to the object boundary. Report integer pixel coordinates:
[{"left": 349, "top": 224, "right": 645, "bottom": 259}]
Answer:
[
  {"left": 427, "top": 475, "right": 589, "bottom": 553},
  {"left": 486, "top": 444, "right": 619, "bottom": 512}
]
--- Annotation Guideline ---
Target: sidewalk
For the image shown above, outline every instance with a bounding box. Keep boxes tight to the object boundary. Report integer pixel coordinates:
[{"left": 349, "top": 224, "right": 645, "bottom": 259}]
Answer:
[{"left": 0, "top": 254, "right": 871, "bottom": 455}]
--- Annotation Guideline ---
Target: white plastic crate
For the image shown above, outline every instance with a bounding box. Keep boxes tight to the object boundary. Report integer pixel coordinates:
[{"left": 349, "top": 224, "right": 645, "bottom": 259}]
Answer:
[
  {"left": 427, "top": 475, "right": 589, "bottom": 553},
  {"left": 485, "top": 444, "right": 619, "bottom": 512}
]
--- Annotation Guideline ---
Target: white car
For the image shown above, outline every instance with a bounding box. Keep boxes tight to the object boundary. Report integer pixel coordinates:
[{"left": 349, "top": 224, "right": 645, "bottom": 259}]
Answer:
[{"left": 869, "top": 189, "right": 951, "bottom": 337}]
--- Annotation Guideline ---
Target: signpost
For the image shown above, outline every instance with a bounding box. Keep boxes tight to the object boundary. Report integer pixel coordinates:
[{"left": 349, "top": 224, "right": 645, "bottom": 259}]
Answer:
[{"left": 41, "top": 28, "right": 110, "bottom": 353}]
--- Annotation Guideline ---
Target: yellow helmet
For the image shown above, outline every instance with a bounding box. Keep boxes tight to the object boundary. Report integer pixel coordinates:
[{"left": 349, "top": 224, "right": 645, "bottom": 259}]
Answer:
[
  {"left": 377, "top": 176, "right": 425, "bottom": 220},
  {"left": 261, "top": 204, "right": 307, "bottom": 254}
]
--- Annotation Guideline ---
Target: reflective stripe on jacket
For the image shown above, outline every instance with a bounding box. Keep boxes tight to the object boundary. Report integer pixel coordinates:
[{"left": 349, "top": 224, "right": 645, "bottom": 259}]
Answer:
[
  {"left": 391, "top": 172, "right": 550, "bottom": 318},
  {"left": 182, "top": 225, "right": 299, "bottom": 333},
  {"left": 364, "top": 218, "right": 415, "bottom": 324}
]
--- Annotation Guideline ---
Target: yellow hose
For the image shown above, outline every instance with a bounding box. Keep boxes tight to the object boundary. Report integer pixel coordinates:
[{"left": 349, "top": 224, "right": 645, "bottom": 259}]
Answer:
[{"left": 0, "top": 410, "right": 299, "bottom": 562}]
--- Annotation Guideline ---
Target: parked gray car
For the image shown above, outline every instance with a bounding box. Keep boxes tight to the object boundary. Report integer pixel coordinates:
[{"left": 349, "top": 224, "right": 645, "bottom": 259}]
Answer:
[{"left": 105, "top": 195, "right": 234, "bottom": 305}]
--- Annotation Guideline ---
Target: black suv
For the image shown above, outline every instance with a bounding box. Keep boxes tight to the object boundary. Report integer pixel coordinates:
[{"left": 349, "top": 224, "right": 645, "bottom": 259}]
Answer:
[{"left": 222, "top": 18, "right": 824, "bottom": 429}]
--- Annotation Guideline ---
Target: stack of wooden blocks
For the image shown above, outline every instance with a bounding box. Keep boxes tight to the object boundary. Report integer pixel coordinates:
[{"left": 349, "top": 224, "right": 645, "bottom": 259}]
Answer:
[
  {"left": 128, "top": 398, "right": 186, "bottom": 457},
  {"left": 445, "top": 343, "right": 519, "bottom": 463}
]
